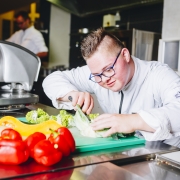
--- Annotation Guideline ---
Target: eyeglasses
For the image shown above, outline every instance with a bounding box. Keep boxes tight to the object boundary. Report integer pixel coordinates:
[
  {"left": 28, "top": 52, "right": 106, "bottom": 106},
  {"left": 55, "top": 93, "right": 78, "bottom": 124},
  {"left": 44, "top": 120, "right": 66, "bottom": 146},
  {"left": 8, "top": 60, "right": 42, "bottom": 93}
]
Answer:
[{"left": 89, "top": 50, "right": 122, "bottom": 83}]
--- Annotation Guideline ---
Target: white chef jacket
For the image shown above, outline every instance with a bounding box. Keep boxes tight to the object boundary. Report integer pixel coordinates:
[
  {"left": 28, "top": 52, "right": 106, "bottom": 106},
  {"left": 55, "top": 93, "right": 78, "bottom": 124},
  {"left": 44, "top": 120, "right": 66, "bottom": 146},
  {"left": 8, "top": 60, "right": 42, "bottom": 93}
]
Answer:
[
  {"left": 6, "top": 26, "right": 48, "bottom": 54},
  {"left": 42, "top": 56, "right": 180, "bottom": 141}
]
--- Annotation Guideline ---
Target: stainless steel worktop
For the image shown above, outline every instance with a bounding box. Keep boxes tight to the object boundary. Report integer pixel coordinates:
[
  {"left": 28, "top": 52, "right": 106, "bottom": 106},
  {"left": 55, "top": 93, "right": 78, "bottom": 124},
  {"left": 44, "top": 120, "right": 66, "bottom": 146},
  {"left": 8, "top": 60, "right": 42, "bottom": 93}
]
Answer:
[{"left": 0, "top": 103, "right": 179, "bottom": 179}]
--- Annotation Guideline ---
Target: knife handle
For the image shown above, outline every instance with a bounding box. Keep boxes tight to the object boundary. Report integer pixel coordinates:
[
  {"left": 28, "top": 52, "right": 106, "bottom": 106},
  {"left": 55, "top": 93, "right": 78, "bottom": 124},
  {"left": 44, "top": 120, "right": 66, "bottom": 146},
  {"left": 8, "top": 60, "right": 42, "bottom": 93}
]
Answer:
[{"left": 68, "top": 96, "right": 73, "bottom": 102}]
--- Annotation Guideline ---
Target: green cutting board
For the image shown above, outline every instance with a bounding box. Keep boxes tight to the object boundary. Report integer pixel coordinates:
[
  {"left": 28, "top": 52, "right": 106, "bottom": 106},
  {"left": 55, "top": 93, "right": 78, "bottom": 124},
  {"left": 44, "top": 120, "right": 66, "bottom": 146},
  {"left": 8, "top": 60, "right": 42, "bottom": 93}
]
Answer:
[
  {"left": 70, "top": 127, "right": 145, "bottom": 153},
  {"left": 18, "top": 117, "right": 29, "bottom": 123},
  {"left": 17, "top": 118, "right": 145, "bottom": 153}
]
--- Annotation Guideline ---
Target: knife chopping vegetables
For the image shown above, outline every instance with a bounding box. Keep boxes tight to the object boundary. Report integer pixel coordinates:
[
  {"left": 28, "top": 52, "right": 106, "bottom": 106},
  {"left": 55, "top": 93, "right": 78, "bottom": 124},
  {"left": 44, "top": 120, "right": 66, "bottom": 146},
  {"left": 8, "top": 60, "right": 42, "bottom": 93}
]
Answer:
[
  {"left": 74, "top": 103, "right": 133, "bottom": 138},
  {"left": 68, "top": 96, "right": 134, "bottom": 139}
]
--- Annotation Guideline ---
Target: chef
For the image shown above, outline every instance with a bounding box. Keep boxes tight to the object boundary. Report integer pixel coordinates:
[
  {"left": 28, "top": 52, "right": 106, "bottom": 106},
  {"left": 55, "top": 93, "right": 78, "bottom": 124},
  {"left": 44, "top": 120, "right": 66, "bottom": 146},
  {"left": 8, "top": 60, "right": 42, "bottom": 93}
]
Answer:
[
  {"left": 43, "top": 27, "right": 180, "bottom": 147},
  {"left": 6, "top": 11, "right": 48, "bottom": 59}
]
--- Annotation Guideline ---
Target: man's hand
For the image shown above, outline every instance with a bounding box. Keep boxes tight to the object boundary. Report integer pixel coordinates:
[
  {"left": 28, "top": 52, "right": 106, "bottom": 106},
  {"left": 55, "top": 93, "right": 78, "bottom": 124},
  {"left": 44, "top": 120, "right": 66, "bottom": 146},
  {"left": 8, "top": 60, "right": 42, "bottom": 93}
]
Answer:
[
  {"left": 91, "top": 113, "right": 155, "bottom": 137},
  {"left": 36, "top": 52, "right": 48, "bottom": 58},
  {"left": 59, "top": 91, "right": 94, "bottom": 114}
]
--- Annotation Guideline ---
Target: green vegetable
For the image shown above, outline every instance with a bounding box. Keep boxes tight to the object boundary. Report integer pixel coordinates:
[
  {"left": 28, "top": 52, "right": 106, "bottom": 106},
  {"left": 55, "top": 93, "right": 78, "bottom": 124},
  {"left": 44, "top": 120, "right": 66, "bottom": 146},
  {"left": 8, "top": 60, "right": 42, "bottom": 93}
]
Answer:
[
  {"left": 25, "top": 108, "right": 74, "bottom": 127},
  {"left": 73, "top": 105, "right": 106, "bottom": 138},
  {"left": 26, "top": 108, "right": 50, "bottom": 124},
  {"left": 73, "top": 105, "right": 91, "bottom": 130},
  {"left": 87, "top": 113, "right": 99, "bottom": 121},
  {"left": 56, "top": 110, "right": 74, "bottom": 127},
  {"left": 74, "top": 105, "right": 134, "bottom": 138},
  {"left": 49, "top": 115, "right": 57, "bottom": 121}
]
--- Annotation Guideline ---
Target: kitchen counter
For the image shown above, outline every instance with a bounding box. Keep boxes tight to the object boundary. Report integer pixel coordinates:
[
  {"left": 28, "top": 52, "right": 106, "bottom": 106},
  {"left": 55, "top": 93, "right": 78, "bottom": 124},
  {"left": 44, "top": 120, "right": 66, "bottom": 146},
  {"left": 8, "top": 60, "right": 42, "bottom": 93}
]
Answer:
[{"left": 0, "top": 103, "right": 180, "bottom": 179}]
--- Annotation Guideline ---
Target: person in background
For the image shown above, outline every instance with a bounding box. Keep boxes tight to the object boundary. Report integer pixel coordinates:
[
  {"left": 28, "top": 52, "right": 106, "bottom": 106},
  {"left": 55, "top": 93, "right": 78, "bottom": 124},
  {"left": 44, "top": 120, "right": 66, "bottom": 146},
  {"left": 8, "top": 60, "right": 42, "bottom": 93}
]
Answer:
[
  {"left": 42, "top": 27, "right": 180, "bottom": 148},
  {"left": 6, "top": 11, "right": 48, "bottom": 59}
]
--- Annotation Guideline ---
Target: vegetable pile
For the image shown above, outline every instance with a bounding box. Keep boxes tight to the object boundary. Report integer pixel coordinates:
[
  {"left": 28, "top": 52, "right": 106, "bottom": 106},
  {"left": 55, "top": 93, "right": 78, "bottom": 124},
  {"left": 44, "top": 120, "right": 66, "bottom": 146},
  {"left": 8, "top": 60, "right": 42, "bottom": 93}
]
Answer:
[
  {"left": 0, "top": 127, "right": 75, "bottom": 166},
  {"left": 26, "top": 108, "right": 73, "bottom": 127},
  {"left": 25, "top": 108, "right": 134, "bottom": 139}
]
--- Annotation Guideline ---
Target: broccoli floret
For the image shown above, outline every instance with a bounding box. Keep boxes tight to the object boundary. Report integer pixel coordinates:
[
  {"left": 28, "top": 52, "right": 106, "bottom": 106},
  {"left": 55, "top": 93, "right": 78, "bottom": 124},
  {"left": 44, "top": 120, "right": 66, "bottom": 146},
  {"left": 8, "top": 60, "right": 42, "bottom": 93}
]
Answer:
[
  {"left": 26, "top": 108, "right": 49, "bottom": 124},
  {"left": 57, "top": 110, "right": 74, "bottom": 127},
  {"left": 49, "top": 115, "right": 57, "bottom": 121}
]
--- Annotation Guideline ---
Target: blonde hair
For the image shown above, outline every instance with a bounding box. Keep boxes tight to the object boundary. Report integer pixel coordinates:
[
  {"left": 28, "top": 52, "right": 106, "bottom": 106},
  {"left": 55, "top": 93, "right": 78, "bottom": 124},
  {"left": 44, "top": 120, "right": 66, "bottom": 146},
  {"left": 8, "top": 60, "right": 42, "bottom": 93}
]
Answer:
[{"left": 81, "top": 27, "right": 125, "bottom": 60}]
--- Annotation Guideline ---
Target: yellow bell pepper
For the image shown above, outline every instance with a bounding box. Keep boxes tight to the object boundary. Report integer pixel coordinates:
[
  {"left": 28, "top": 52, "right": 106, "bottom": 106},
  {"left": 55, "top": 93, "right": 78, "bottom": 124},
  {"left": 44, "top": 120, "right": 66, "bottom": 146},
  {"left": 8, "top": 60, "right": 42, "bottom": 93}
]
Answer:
[{"left": 0, "top": 116, "right": 62, "bottom": 137}]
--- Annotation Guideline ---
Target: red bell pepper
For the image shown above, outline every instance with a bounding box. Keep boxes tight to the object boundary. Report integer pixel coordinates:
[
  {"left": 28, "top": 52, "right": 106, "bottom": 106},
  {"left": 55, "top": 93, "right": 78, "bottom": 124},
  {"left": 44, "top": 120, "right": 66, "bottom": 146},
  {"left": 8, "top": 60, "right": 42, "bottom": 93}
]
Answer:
[
  {"left": 58, "top": 127, "right": 75, "bottom": 153},
  {"left": 49, "top": 130, "right": 70, "bottom": 156},
  {"left": 33, "top": 139, "right": 62, "bottom": 166},
  {"left": 0, "top": 128, "right": 29, "bottom": 165},
  {"left": 0, "top": 128, "right": 22, "bottom": 141},
  {"left": 25, "top": 132, "right": 46, "bottom": 158},
  {"left": 48, "top": 127, "right": 75, "bottom": 156}
]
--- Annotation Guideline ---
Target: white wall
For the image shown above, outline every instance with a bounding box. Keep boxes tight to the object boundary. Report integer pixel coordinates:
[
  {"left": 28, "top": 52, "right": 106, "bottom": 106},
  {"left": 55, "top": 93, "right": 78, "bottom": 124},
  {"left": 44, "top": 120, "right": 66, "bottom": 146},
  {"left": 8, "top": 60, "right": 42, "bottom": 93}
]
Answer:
[
  {"left": 49, "top": 5, "right": 70, "bottom": 68},
  {"left": 162, "top": 0, "right": 180, "bottom": 40}
]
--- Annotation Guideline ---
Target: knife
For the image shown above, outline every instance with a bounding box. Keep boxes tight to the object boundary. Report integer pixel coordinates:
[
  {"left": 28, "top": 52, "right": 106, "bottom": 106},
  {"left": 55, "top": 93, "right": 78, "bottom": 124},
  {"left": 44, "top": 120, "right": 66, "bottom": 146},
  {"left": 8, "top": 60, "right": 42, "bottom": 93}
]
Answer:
[
  {"left": 68, "top": 96, "right": 120, "bottom": 140},
  {"left": 68, "top": 96, "right": 88, "bottom": 118}
]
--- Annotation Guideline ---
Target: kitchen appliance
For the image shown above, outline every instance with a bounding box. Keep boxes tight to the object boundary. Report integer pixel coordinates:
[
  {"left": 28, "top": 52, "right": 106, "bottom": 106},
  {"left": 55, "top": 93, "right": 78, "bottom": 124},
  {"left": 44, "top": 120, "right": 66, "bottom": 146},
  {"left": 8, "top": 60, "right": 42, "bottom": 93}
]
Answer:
[{"left": 0, "top": 41, "right": 41, "bottom": 111}]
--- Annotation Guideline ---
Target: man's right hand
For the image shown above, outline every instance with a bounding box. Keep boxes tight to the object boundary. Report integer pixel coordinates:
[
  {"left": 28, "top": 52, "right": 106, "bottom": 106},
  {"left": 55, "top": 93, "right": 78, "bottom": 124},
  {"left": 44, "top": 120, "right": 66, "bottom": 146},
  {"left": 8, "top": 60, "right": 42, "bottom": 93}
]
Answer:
[{"left": 60, "top": 91, "right": 94, "bottom": 114}]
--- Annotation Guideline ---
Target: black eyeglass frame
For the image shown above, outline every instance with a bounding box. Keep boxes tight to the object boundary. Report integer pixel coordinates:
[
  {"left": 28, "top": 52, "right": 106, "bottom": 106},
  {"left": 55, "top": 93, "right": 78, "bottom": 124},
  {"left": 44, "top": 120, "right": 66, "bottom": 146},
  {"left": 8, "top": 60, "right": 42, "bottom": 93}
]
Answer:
[{"left": 89, "top": 49, "right": 122, "bottom": 83}]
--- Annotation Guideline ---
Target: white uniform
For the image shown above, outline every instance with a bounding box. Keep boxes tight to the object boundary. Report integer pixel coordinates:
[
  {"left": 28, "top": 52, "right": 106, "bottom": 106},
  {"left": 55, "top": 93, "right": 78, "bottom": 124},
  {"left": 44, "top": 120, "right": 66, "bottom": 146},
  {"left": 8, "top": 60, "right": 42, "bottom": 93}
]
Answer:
[
  {"left": 43, "top": 56, "right": 180, "bottom": 142},
  {"left": 6, "top": 26, "right": 48, "bottom": 54}
]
